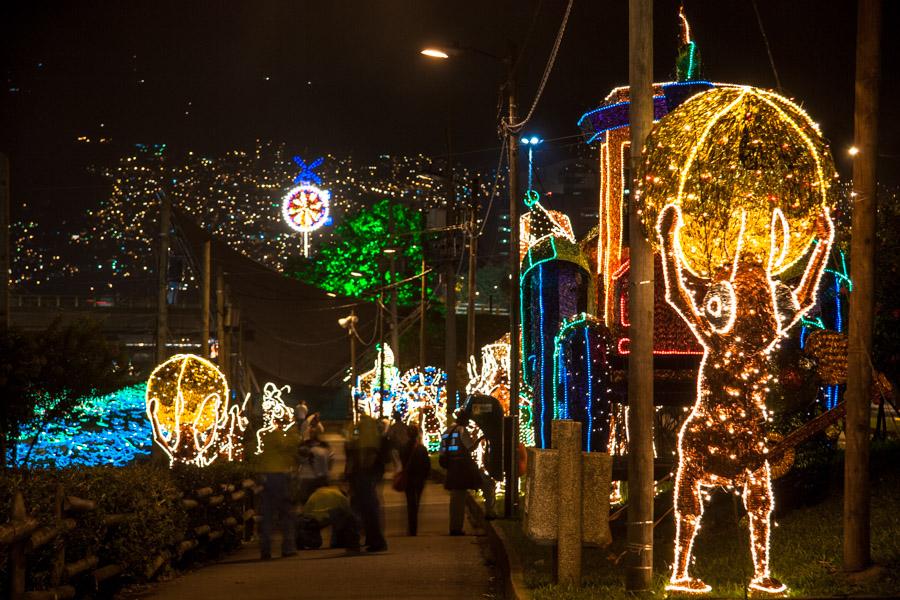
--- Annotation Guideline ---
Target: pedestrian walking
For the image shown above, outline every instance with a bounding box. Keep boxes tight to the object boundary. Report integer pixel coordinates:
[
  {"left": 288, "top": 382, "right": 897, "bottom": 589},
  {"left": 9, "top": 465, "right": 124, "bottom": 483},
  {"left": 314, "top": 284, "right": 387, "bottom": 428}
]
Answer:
[
  {"left": 294, "top": 399, "right": 309, "bottom": 429},
  {"left": 297, "top": 429, "right": 332, "bottom": 503},
  {"left": 301, "top": 410, "right": 325, "bottom": 442},
  {"left": 346, "top": 414, "right": 389, "bottom": 552},
  {"left": 255, "top": 424, "right": 301, "bottom": 560},
  {"left": 439, "top": 411, "right": 482, "bottom": 536},
  {"left": 401, "top": 424, "right": 431, "bottom": 536},
  {"left": 386, "top": 410, "right": 410, "bottom": 468}
]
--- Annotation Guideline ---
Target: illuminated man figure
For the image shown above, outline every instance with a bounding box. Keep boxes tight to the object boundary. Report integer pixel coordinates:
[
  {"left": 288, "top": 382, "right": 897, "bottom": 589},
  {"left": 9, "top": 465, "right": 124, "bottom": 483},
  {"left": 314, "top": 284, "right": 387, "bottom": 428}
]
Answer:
[{"left": 658, "top": 204, "right": 833, "bottom": 594}]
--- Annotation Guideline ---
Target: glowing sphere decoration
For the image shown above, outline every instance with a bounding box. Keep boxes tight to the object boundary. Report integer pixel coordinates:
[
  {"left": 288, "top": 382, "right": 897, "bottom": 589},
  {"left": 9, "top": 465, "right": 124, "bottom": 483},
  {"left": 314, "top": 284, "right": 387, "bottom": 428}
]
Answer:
[
  {"left": 636, "top": 85, "right": 838, "bottom": 279},
  {"left": 145, "top": 354, "right": 231, "bottom": 467},
  {"left": 282, "top": 184, "right": 331, "bottom": 233}
]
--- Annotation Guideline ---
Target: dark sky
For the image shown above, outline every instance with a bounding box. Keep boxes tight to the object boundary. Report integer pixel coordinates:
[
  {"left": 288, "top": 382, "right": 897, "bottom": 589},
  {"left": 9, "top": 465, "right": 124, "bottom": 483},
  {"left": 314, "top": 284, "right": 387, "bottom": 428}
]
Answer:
[{"left": 2, "top": 0, "right": 898, "bottom": 220}]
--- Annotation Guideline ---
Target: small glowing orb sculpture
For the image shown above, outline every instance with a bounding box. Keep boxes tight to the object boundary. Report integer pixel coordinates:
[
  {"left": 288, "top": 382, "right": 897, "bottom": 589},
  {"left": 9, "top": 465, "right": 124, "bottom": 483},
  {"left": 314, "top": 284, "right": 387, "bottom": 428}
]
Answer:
[
  {"left": 637, "top": 86, "right": 837, "bottom": 279},
  {"left": 145, "top": 354, "right": 238, "bottom": 467}
]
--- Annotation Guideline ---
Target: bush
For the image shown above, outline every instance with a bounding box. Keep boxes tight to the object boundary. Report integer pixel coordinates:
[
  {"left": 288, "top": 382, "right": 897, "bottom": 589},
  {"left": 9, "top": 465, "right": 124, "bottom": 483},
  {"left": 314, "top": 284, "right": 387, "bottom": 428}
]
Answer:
[{"left": 0, "top": 463, "right": 255, "bottom": 595}]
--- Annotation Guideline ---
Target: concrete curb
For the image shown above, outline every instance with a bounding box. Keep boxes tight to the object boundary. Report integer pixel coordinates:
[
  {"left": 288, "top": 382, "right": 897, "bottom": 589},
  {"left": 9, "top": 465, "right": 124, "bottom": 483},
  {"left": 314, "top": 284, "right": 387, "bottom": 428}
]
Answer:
[{"left": 466, "top": 492, "right": 531, "bottom": 600}]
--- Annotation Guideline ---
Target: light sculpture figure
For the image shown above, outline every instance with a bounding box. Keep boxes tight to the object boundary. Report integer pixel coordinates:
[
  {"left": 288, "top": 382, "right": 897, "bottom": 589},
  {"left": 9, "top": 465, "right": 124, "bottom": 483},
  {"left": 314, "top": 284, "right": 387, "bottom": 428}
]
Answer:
[
  {"left": 255, "top": 382, "right": 295, "bottom": 454},
  {"left": 466, "top": 334, "right": 535, "bottom": 447},
  {"left": 635, "top": 86, "right": 837, "bottom": 595},
  {"left": 146, "top": 354, "right": 245, "bottom": 467},
  {"left": 351, "top": 344, "right": 449, "bottom": 450}
]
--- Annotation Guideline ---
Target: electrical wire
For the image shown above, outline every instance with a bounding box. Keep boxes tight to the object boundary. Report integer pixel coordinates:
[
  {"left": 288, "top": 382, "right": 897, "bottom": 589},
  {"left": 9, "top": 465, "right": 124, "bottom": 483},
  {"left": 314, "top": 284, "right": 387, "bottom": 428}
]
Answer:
[
  {"left": 505, "top": 0, "right": 575, "bottom": 133},
  {"left": 478, "top": 134, "right": 508, "bottom": 237},
  {"left": 750, "top": 0, "right": 783, "bottom": 92}
]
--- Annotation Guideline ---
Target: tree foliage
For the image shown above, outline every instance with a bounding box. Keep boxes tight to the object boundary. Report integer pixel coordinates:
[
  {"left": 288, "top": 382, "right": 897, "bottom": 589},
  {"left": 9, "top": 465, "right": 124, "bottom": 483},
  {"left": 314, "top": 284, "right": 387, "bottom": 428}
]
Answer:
[
  {"left": 0, "top": 319, "right": 126, "bottom": 467},
  {"left": 286, "top": 198, "right": 433, "bottom": 306}
]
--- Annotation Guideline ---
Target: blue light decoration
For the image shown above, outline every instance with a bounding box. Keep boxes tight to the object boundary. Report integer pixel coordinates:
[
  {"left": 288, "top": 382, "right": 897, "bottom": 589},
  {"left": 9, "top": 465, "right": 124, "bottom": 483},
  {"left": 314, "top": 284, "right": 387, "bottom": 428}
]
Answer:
[
  {"left": 292, "top": 156, "right": 324, "bottom": 185},
  {"left": 552, "top": 313, "right": 614, "bottom": 452},
  {"left": 519, "top": 196, "right": 592, "bottom": 448},
  {"left": 799, "top": 250, "right": 852, "bottom": 409},
  {"left": 12, "top": 384, "right": 153, "bottom": 468}
]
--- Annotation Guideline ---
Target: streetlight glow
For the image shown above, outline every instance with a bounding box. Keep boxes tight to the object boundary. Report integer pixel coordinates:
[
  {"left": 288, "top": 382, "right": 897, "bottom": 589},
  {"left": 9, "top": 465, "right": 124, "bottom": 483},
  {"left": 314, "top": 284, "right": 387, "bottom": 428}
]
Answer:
[
  {"left": 848, "top": 146, "right": 859, "bottom": 156},
  {"left": 421, "top": 48, "right": 450, "bottom": 59}
]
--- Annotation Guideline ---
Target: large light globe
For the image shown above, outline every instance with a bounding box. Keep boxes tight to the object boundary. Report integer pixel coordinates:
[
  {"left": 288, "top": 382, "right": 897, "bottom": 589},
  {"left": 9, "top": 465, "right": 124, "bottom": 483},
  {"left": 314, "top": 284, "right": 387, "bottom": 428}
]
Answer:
[
  {"left": 636, "top": 86, "right": 838, "bottom": 279},
  {"left": 146, "top": 354, "right": 228, "bottom": 433}
]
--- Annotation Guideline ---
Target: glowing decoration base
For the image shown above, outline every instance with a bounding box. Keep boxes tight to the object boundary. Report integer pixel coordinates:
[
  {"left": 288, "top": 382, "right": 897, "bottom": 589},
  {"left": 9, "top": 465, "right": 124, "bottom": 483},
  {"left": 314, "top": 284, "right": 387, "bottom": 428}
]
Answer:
[
  {"left": 146, "top": 354, "right": 248, "bottom": 467},
  {"left": 636, "top": 85, "right": 837, "bottom": 595},
  {"left": 552, "top": 313, "right": 614, "bottom": 452}
]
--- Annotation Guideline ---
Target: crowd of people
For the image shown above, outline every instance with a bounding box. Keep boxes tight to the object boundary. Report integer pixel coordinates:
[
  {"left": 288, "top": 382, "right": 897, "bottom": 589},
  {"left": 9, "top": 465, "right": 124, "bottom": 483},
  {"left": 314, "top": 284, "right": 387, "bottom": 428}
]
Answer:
[{"left": 253, "top": 400, "right": 495, "bottom": 560}]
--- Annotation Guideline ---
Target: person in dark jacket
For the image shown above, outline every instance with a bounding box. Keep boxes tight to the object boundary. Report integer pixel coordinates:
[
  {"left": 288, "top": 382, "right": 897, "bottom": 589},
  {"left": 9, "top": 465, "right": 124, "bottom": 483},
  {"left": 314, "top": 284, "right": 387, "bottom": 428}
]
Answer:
[
  {"left": 439, "top": 411, "right": 480, "bottom": 535},
  {"left": 402, "top": 424, "right": 431, "bottom": 536}
]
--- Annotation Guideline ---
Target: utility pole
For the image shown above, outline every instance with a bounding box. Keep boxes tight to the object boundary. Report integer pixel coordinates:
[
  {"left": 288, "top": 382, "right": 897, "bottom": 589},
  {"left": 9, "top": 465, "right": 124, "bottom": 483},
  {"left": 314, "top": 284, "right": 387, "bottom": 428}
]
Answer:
[
  {"left": 388, "top": 207, "right": 399, "bottom": 359},
  {"left": 201, "top": 239, "right": 211, "bottom": 358},
  {"left": 0, "top": 154, "right": 9, "bottom": 329},
  {"left": 350, "top": 309, "right": 357, "bottom": 415},
  {"left": 626, "top": 0, "right": 655, "bottom": 591},
  {"left": 466, "top": 175, "right": 479, "bottom": 360},
  {"left": 216, "top": 268, "right": 227, "bottom": 376},
  {"left": 445, "top": 131, "right": 458, "bottom": 422},
  {"left": 504, "top": 44, "right": 521, "bottom": 519},
  {"left": 844, "top": 0, "right": 881, "bottom": 574},
  {"left": 419, "top": 255, "right": 427, "bottom": 367},
  {"left": 379, "top": 295, "right": 387, "bottom": 419},
  {"left": 156, "top": 191, "right": 171, "bottom": 364}
]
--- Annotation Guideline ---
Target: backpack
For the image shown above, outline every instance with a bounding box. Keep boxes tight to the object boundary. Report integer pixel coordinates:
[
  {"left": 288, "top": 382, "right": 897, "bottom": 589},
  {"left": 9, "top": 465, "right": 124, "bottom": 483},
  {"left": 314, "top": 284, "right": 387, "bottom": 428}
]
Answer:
[{"left": 438, "top": 426, "right": 468, "bottom": 468}]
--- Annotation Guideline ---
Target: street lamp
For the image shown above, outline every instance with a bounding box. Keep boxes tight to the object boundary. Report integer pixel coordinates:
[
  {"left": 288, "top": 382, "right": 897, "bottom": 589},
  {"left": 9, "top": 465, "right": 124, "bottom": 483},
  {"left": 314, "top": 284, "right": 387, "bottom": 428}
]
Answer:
[
  {"left": 420, "top": 48, "right": 450, "bottom": 59},
  {"left": 420, "top": 41, "right": 522, "bottom": 518},
  {"left": 521, "top": 135, "right": 542, "bottom": 192}
]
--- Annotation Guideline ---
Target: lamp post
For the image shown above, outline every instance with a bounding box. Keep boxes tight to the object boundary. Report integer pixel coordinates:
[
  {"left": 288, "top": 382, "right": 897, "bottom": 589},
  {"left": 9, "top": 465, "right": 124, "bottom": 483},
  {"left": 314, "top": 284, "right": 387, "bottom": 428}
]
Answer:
[{"left": 421, "top": 43, "right": 521, "bottom": 517}]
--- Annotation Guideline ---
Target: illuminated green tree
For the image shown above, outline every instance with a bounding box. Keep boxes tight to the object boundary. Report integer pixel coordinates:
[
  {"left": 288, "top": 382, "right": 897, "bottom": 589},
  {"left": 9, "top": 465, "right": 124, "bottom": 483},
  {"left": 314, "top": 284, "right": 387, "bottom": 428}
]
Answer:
[{"left": 286, "top": 198, "right": 431, "bottom": 306}]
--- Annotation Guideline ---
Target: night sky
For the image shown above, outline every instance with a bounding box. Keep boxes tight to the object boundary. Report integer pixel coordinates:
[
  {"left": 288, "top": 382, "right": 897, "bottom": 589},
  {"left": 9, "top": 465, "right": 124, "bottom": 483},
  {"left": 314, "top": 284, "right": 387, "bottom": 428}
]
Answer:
[{"left": 2, "top": 0, "right": 898, "bottom": 223}]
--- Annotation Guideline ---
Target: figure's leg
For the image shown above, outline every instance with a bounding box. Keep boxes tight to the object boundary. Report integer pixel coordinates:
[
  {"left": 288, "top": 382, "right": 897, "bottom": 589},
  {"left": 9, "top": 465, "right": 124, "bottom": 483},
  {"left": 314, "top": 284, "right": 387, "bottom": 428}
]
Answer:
[
  {"left": 667, "top": 462, "right": 711, "bottom": 593},
  {"left": 743, "top": 465, "right": 786, "bottom": 594}
]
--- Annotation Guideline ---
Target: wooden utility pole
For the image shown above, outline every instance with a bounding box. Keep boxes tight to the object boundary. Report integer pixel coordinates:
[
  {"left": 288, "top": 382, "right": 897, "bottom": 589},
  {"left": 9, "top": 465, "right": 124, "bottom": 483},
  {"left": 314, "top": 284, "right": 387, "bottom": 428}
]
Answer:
[
  {"left": 156, "top": 191, "right": 170, "bottom": 364},
  {"left": 844, "top": 0, "right": 881, "bottom": 574},
  {"left": 466, "top": 175, "right": 479, "bottom": 360},
  {"left": 504, "top": 46, "right": 521, "bottom": 519},
  {"left": 201, "top": 239, "right": 211, "bottom": 358},
  {"left": 419, "top": 255, "right": 427, "bottom": 367},
  {"left": 0, "top": 154, "right": 9, "bottom": 329},
  {"left": 388, "top": 208, "right": 400, "bottom": 358},
  {"left": 445, "top": 134, "right": 458, "bottom": 421},
  {"left": 216, "top": 268, "right": 228, "bottom": 376},
  {"left": 626, "top": 0, "right": 655, "bottom": 591}
]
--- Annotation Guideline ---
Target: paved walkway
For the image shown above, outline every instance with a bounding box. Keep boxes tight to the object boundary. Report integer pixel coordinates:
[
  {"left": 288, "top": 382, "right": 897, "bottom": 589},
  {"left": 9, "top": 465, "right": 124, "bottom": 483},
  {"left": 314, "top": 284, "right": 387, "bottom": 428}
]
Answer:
[{"left": 133, "top": 479, "right": 499, "bottom": 600}]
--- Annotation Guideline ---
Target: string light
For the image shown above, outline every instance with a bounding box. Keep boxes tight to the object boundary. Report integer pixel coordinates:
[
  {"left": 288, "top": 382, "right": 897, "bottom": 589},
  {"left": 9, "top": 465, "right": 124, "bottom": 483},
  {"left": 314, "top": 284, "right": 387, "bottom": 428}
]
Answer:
[{"left": 635, "top": 85, "right": 836, "bottom": 595}]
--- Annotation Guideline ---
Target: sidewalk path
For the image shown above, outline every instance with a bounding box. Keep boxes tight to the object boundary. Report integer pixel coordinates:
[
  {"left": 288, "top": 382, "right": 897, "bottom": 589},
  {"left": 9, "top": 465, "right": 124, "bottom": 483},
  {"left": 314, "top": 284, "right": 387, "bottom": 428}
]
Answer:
[{"left": 132, "top": 480, "right": 499, "bottom": 600}]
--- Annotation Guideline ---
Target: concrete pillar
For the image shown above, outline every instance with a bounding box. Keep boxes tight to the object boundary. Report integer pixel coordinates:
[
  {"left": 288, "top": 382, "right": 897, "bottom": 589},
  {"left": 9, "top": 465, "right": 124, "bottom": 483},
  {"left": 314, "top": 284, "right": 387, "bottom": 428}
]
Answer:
[{"left": 554, "top": 419, "right": 582, "bottom": 586}]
